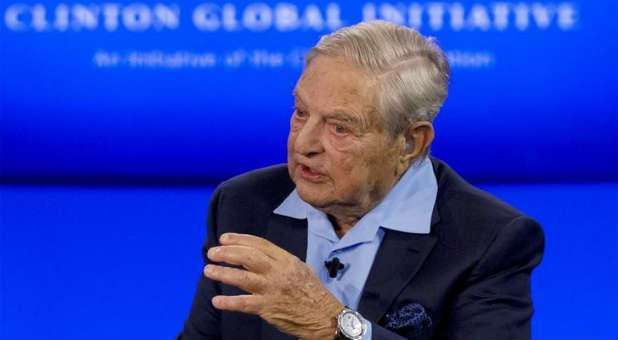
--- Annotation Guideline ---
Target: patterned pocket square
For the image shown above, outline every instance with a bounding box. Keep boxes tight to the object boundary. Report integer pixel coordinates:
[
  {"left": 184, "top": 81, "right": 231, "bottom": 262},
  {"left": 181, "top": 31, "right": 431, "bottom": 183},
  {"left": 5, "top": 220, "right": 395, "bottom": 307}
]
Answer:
[{"left": 384, "top": 303, "right": 432, "bottom": 336}]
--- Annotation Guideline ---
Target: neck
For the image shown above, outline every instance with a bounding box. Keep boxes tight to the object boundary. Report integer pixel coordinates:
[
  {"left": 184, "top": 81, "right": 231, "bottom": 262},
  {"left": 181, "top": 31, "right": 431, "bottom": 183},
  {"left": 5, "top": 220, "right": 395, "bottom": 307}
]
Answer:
[
  {"left": 322, "top": 187, "right": 390, "bottom": 238},
  {"left": 320, "top": 163, "right": 412, "bottom": 238},
  {"left": 327, "top": 213, "right": 361, "bottom": 238}
]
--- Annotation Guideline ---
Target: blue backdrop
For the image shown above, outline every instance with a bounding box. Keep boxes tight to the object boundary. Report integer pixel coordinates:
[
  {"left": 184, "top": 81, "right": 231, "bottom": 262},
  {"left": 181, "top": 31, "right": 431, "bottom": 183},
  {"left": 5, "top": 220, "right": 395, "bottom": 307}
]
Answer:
[
  {"left": 1, "top": 0, "right": 617, "bottom": 339},
  {"left": 2, "top": 0, "right": 616, "bottom": 182}
]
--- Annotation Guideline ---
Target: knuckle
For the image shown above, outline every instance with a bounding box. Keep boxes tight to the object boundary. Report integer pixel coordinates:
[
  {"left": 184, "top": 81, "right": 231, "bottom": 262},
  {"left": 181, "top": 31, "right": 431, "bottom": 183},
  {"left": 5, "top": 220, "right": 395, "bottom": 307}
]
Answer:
[
  {"left": 290, "top": 255, "right": 302, "bottom": 265},
  {"left": 262, "top": 260, "right": 272, "bottom": 272},
  {"left": 246, "top": 250, "right": 257, "bottom": 265},
  {"left": 221, "top": 298, "right": 231, "bottom": 309},
  {"left": 236, "top": 297, "right": 247, "bottom": 310},
  {"left": 253, "top": 277, "right": 267, "bottom": 293},
  {"left": 240, "top": 270, "right": 250, "bottom": 284}
]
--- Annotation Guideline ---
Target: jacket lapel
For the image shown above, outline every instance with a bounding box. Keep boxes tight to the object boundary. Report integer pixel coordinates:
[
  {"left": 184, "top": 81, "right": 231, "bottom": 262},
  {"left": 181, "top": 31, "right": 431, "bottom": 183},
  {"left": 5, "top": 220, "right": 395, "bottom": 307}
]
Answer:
[
  {"left": 260, "top": 212, "right": 308, "bottom": 340},
  {"left": 264, "top": 212, "right": 308, "bottom": 261},
  {"left": 358, "top": 209, "right": 439, "bottom": 323},
  {"left": 257, "top": 190, "right": 442, "bottom": 336}
]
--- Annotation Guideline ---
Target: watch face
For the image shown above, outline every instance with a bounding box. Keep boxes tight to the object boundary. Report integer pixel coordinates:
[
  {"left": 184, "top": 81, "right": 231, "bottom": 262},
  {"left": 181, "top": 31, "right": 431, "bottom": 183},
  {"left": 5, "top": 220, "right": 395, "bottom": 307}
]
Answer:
[{"left": 340, "top": 311, "right": 363, "bottom": 338}]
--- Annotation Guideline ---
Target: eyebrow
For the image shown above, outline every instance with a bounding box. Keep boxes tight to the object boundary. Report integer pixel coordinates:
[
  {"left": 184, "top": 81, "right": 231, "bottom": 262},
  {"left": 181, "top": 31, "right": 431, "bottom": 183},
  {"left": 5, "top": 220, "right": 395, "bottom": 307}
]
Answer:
[
  {"left": 293, "top": 90, "right": 360, "bottom": 125},
  {"left": 292, "top": 89, "right": 305, "bottom": 105},
  {"left": 325, "top": 112, "right": 360, "bottom": 125}
]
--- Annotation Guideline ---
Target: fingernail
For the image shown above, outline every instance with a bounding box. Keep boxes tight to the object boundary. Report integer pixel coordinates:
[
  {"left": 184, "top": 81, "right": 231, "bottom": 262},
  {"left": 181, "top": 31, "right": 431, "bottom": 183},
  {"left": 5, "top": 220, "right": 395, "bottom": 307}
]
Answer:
[
  {"left": 204, "top": 265, "right": 213, "bottom": 274},
  {"left": 220, "top": 234, "right": 229, "bottom": 242},
  {"left": 212, "top": 296, "right": 221, "bottom": 305}
]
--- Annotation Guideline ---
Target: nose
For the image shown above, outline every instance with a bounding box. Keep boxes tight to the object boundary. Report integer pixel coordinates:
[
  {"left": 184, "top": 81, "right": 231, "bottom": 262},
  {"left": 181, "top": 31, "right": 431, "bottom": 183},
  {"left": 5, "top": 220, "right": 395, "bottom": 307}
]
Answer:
[{"left": 294, "top": 117, "right": 324, "bottom": 158}]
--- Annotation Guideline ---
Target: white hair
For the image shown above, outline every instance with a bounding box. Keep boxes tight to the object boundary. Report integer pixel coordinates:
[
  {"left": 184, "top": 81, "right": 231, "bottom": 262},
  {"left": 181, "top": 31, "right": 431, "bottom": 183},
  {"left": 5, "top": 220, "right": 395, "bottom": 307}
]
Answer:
[{"left": 306, "top": 20, "right": 450, "bottom": 137}]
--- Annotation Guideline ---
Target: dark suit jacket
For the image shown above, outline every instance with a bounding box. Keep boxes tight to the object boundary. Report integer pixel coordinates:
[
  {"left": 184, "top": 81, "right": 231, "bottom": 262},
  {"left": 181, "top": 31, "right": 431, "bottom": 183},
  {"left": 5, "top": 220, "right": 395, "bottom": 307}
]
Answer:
[{"left": 180, "top": 157, "right": 544, "bottom": 339}]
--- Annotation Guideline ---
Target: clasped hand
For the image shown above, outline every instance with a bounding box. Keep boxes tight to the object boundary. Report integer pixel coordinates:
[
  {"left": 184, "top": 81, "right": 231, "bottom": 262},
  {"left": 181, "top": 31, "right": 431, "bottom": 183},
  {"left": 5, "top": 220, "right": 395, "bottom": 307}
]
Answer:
[{"left": 204, "top": 232, "right": 344, "bottom": 340}]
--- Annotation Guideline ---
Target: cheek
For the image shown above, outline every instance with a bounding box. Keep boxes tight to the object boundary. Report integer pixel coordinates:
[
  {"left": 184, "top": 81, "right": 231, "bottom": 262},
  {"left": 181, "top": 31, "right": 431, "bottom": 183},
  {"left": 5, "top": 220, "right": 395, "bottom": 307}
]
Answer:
[
  {"left": 287, "top": 133, "right": 297, "bottom": 165},
  {"left": 287, "top": 130, "right": 296, "bottom": 147},
  {"left": 327, "top": 140, "right": 387, "bottom": 188},
  {"left": 325, "top": 127, "right": 371, "bottom": 169},
  {"left": 287, "top": 120, "right": 299, "bottom": 153},
  {"left": 326, "top": 133, "right": 355, "bottom": 152},
  {"left": 289, "top": 116, "right": 302, "bottom": 133},
  {"left": 287, "top": 132, "right": 297, "bottom": 180},
  {"left": 326, "top": 148, "right": 367, "bottom": 189}
]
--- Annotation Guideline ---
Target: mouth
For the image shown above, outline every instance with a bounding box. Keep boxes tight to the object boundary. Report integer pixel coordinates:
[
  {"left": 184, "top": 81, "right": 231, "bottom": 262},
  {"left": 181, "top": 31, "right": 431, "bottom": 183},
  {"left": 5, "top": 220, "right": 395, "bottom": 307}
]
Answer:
[{"left": 298, "top": 164, "right": 326, "bottom": 181}]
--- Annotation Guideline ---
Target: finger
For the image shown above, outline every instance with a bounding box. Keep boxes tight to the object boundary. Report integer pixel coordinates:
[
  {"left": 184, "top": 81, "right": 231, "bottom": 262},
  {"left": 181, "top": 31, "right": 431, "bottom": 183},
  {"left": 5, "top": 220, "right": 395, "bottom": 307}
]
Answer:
[
  {"left": 211, "top": 294, "right": 263, "bottom": 315},
  {"left": 219, "top": 233, "right": 288, "bottom": 260},
  {"left": 204, "top": 264, "right": 265, "bottom": 293},
  {"left": 207, "top": 245, "right": 272, "bottom": 273}
]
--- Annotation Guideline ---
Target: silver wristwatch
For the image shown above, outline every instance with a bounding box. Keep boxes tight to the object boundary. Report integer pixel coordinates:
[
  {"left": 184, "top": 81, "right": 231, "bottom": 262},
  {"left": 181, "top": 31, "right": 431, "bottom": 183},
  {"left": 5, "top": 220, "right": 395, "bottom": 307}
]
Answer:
[{"left": 335, "top": 307, "right": 367, "bottom": 340}]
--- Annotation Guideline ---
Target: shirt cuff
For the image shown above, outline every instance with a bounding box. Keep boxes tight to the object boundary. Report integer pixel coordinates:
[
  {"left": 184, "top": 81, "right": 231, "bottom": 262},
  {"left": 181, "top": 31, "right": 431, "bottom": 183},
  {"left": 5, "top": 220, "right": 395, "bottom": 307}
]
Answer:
[{"left": 361, "top": 321, "right": 372, "bottom": 340}]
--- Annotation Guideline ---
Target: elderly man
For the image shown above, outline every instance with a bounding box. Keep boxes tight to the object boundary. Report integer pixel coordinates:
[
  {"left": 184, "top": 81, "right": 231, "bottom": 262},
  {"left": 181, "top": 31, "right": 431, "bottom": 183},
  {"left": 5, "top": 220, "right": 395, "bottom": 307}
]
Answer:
[{"left": 180, "top": 21, "right": 544, "bottom": 340}]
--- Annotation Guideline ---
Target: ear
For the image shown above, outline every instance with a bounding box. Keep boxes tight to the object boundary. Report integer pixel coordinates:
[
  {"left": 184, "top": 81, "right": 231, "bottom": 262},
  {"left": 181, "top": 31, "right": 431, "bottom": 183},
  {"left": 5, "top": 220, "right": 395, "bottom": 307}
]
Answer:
[{"left": 401, "top": 121, "right": 435, "bottom": 165}]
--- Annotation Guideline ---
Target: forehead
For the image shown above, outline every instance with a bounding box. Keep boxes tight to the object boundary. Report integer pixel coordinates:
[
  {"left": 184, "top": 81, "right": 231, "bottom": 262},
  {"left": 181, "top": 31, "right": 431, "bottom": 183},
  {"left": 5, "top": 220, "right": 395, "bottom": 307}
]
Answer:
[{"left": 294, "top": 56, "right": 377, "bottom": 118}]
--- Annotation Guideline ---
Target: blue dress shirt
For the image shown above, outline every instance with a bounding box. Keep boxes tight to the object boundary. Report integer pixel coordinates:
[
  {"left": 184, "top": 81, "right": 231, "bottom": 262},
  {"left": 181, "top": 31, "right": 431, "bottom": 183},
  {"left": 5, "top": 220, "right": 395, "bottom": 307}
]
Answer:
[{"left": 274, "top": 157, "right": 438, "bottom": 339}]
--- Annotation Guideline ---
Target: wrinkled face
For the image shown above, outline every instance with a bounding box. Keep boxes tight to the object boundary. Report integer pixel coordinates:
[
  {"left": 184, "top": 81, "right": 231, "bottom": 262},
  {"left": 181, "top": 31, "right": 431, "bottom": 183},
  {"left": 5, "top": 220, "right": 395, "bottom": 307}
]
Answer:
[{"left": 287, "top": 56, "right": 403, "bottom": 213}]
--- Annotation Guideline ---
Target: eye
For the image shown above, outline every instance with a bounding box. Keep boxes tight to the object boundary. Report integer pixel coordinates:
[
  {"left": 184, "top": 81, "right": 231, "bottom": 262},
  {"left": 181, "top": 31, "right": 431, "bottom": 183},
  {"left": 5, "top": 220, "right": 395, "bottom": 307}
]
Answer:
[
  {"left": 294, "top": 109, "right": 307, "bottom": 119},
  {"left": 334, "top": 124, "right": 348, "bottom": 135}
]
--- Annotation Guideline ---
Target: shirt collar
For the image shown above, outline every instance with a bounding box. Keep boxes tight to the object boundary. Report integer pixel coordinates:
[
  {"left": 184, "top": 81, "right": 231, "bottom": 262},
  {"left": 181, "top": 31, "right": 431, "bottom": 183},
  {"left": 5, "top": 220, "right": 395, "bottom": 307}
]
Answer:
[
  {"left": 274, "top": 157, "right": 438, "bottom": 237},
  {"left": 273, "top": 189, "right": 308, "bottom": 219}
]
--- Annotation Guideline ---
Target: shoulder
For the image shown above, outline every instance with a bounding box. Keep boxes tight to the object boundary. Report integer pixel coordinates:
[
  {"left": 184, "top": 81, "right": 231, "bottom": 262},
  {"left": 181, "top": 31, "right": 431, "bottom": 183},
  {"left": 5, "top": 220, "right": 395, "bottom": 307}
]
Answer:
[
  {"left": 430, "top": 157, "right": 543, "bottom": 253},
  {"left": 431, "top": 157, "right": 525, "bottom": 221},
  {"left": 428, "top": 159, "right": 544, "bottom": 339},
  {"left": 214, "top": 164, "right": 295, "bottom": 213}
]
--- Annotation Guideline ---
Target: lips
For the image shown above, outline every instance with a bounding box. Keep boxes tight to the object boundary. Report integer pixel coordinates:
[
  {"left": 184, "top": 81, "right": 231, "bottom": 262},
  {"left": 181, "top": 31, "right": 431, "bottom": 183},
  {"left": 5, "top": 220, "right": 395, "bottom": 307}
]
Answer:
[{"left": 299, "top": 164, "right": 326, "bottom": 181}]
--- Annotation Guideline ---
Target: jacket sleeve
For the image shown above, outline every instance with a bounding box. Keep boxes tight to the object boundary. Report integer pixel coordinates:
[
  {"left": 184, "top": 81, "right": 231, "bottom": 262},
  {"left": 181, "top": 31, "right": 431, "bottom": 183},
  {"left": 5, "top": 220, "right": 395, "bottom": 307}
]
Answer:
[
  {"left": 437, "top": 216, "right": 545, "bottom": 339},
  {"left": 371, "top": 323, "right": 408, "bottom": 339},
  {"left": 179, "top": 187, "right": 224, "bottom": 339}
]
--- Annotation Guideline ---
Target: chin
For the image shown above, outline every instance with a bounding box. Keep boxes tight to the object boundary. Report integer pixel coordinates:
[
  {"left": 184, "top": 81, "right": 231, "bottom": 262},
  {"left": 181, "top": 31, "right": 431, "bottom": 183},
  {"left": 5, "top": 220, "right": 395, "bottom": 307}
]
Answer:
[{"left": 295, "top": 183, "right": 330, "bottom": 208}]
